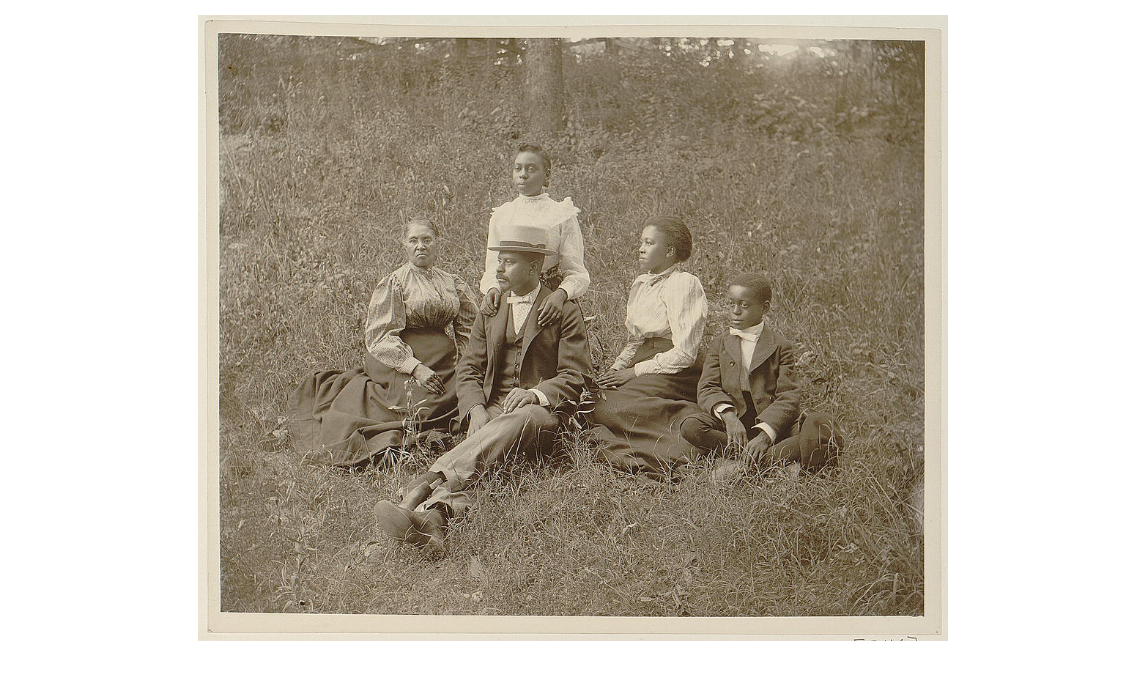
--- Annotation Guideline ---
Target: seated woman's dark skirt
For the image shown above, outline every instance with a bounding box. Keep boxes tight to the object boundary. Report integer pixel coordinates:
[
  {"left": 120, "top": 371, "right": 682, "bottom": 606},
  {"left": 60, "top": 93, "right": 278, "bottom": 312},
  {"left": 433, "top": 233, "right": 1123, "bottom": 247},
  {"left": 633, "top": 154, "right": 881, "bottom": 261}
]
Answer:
[
  {"left": 586, "top": 337, "right": 707, "bottom": 481},
  {"left": 287, "top": 326, "right": 459, "bottom": 467}
]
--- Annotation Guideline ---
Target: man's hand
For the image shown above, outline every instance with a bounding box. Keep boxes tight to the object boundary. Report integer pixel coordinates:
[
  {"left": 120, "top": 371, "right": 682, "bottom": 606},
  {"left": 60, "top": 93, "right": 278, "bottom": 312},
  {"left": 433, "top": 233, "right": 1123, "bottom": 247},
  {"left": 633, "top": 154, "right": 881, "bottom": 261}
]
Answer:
[
  {"left": 467, "top": 405, "right": 492, "bottom": 435},
  {"left": 743, "top": 430, "right": 773, "bottom": 467},
  {"left": 412, "top": 364, "right": 445, "bottom": 395},
  {"left": 536, "top": 288, "right": 567, "bottom": 327},
  {"left": 719, "top": 409, "right": 748, "bottom": 451},
  {"left": 502, "top": 387, "right": 540, "bottom": 413},
  {"left": 480, "top": 287, "right": 502, "bottom": 316},
  {"left": 596, "top": 368, "right": 636, "bottom": 389}
]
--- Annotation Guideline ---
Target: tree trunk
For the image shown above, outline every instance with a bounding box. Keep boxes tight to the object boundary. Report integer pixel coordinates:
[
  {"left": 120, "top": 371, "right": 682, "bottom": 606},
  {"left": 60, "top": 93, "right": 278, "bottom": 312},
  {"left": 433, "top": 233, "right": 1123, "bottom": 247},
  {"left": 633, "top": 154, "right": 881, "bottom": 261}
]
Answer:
[{"left": 525, "top": 38, "right": 564, "bottom": 135}]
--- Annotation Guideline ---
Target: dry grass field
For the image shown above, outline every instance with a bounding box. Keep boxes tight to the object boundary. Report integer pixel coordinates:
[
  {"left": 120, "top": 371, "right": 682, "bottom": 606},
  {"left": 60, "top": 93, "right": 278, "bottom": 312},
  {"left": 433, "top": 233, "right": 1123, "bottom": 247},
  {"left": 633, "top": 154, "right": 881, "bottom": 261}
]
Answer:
[{"left": 216, "top": 34, "right": 926, "bottom": 616}]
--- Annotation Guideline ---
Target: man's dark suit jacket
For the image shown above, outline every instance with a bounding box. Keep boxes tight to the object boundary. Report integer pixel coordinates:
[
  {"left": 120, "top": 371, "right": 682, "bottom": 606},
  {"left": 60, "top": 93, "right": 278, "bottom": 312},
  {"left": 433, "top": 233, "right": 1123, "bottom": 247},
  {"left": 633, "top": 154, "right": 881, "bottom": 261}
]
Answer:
[
  {"left": 456, "top": 285, "right": 591, "bottom": 418},
  {"left": 696, "top": 324, "right": 802, "bottom": 438}
]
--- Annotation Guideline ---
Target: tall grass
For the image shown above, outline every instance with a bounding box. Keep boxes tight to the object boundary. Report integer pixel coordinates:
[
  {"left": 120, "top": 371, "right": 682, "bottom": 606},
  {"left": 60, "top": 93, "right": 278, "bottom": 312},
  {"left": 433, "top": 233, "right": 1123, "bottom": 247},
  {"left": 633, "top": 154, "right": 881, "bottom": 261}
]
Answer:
[{"left": 217, "top": 35, "right": 925, "bottom": 615}]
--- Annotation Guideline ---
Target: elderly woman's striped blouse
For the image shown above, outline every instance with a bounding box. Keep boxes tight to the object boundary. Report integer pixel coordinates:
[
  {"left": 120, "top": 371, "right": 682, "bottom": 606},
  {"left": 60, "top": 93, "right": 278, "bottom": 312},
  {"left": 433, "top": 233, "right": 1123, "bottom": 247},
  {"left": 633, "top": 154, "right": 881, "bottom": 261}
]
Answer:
[{"left": 364, "top": 262, "right": 478, "bottom": 374}]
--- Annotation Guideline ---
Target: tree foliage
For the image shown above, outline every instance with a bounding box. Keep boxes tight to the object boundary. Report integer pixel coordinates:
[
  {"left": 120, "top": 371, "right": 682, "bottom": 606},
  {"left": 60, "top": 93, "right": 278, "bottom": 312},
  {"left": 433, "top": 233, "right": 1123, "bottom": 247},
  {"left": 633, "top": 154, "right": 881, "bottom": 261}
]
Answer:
[{"left": 219, "top": 34, "right": 925, "bottom": 152}]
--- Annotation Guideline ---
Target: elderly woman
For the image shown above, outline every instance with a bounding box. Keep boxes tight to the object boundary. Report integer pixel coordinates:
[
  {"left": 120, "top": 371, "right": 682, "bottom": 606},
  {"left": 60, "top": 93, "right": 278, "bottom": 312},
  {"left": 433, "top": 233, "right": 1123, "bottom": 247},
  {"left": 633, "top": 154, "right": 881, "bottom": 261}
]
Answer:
[
  {"left": 587, "top": 215, "right": 709, "bottom": 481},
  {"left": 288, "top": 219, "right": 478, "bottom": 466}
]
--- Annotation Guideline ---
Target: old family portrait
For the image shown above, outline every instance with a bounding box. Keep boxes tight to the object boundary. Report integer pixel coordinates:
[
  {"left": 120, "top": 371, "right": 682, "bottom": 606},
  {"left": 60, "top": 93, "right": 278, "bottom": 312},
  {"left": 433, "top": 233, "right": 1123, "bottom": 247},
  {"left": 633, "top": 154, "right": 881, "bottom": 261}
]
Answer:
[{"left": 213, "top": 24, "right": 934, "bottom": 623}]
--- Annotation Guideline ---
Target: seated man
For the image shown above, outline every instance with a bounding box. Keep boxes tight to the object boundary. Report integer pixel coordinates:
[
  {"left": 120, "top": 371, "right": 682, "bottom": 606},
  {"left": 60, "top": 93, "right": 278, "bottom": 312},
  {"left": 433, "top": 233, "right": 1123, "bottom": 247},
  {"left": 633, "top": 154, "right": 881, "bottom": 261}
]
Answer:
[
  {"left": 679, "top": 272, "right": 843, "bottom": 481},
  {"left": 373, "top": 223, "right": 591, "bottom": 548}
]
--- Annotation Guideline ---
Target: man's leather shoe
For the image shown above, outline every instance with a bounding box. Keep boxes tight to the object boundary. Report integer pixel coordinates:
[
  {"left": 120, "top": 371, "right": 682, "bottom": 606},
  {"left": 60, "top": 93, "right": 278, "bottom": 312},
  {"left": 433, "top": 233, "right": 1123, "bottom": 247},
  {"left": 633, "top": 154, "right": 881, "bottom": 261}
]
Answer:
[
  {"left": 373, "top": 501, "right": 446, "bottom": 548},
  {"left": 396, "top": 472, "right": 444, "bottom": 509}
]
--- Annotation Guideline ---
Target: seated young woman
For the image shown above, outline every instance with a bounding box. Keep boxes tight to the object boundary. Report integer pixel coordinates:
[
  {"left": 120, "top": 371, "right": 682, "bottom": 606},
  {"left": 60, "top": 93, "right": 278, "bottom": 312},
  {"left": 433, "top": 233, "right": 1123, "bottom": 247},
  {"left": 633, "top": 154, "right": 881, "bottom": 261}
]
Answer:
[{"left": 587, "top": 215, "right": 710, "bottom": 481}]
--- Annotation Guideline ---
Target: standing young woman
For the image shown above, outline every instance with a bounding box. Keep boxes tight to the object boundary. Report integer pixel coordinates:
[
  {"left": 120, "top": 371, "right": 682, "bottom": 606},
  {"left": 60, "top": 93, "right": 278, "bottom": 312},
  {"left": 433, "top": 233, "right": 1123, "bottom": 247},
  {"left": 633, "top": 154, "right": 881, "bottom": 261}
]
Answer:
[
  {"left": 288, "top": 219, "right": 478, "bottom": 466},
  {"left": 588, "top": 215, "right": 709, "bottom": 481},
  {"left": 479, "top": 144, "right": 590, "bottom": 327}
]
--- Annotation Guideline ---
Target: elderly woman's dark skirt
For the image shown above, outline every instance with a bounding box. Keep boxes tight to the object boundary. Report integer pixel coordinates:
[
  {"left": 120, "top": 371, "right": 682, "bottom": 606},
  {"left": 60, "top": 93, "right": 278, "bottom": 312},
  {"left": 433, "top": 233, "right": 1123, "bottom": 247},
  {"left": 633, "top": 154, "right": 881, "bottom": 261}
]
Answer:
[
  {"left": 586, "top": 337, "right": 707, "bottom": 481},
  {"left": 288, "top": 326, "right": 458, "bottom": 467}
]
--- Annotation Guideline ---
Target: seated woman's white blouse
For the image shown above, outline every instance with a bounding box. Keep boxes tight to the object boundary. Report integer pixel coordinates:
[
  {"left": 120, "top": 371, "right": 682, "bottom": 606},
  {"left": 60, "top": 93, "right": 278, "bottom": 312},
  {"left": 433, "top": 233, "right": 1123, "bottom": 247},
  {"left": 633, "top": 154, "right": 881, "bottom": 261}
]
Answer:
[
  {"left": 610, "top": 265, "right": 708, "bottom": 376},
  {"left": 479, "top": 193, "right": 590, "bottom": 301},
  {"left": 364, "top": 263, "right": 478, "bottom": 374}
]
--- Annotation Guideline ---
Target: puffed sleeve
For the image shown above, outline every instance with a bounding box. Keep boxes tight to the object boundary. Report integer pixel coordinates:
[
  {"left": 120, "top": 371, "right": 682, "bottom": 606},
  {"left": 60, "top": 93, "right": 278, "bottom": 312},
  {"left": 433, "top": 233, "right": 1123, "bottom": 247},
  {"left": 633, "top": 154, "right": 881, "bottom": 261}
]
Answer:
[
  {"left": 364, "top": 275, "right": 421, "bottom": 374},
  {"left": 555, "top": 207, "right": 591, "bottom": 301},
  {"left": 452, "top": 274, "right": 479, "bottom": 354},
  {"left": 633, "top": 272, "right": 707, "bottom": 376}
]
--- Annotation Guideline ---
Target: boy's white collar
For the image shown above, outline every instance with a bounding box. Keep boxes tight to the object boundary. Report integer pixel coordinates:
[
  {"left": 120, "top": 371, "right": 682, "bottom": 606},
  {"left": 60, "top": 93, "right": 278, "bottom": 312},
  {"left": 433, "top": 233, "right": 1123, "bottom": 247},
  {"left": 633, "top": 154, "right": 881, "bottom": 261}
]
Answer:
[{"left": 730, "top": 319, "right": 766, "bottom": 338}]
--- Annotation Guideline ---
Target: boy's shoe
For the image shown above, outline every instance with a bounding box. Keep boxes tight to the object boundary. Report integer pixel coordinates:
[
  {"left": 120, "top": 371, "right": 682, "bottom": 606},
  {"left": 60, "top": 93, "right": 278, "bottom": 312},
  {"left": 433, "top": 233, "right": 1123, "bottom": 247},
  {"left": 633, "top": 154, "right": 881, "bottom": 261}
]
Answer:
[{"left": 373, "top": 502, "right": 446, "bottom": 549}]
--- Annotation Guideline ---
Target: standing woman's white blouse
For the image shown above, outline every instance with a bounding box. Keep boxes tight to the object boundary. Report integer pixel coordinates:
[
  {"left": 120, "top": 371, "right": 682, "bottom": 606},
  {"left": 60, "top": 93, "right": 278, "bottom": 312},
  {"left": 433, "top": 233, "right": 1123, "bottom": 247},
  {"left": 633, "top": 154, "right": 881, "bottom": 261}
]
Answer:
[
  {"left": 610, "top": 265, "right": 708, "bottom": 376},
  {"left": 479, "top": 193, "right": 591, "bottom": 300},
  {"left": 364, "top": 263, "right": 478, "bottom": 374}
]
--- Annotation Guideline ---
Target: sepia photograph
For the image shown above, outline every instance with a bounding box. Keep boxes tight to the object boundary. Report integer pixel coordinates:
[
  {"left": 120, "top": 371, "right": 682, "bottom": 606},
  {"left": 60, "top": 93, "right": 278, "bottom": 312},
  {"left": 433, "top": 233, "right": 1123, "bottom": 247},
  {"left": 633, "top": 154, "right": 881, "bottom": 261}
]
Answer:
[{"left": 202, "top": 17, "right": 944, "bottom": 637}]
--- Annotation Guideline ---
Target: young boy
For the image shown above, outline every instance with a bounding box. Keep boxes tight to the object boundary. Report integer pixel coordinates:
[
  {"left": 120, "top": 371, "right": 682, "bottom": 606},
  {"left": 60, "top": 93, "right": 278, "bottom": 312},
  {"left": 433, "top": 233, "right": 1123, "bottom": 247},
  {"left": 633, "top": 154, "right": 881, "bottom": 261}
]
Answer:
[{"left": 679, "top": 272, "right": 843, "bottom": 480}]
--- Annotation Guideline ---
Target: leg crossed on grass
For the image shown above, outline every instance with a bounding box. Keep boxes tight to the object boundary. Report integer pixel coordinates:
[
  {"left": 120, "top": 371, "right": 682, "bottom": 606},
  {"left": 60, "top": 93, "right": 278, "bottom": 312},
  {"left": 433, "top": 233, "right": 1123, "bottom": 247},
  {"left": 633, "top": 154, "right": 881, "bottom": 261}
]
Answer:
[
  {"left": 417, "top": 403, "right": 560, "bottom": 517},
  {"left": 375, "top": 403, "right": 562, "bottom": 546},
  {"left": 680, "top": 411, "right": 844, "bottom": 474}
]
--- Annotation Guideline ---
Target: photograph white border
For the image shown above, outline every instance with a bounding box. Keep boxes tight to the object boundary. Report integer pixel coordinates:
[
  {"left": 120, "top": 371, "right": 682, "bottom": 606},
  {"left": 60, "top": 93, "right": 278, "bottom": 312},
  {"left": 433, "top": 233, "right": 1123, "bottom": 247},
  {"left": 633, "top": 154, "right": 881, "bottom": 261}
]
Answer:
[{"left": 200, "top": 15, "right": 946, "bottom": 639}]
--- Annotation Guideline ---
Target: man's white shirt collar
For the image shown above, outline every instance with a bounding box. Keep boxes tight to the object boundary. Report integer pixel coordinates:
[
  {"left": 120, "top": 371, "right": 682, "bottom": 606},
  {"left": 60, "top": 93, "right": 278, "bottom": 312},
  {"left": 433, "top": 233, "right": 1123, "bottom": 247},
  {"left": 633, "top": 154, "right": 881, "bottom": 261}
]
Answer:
[{"left": 505, "top": 285, "right": 541, "bottom": 304}]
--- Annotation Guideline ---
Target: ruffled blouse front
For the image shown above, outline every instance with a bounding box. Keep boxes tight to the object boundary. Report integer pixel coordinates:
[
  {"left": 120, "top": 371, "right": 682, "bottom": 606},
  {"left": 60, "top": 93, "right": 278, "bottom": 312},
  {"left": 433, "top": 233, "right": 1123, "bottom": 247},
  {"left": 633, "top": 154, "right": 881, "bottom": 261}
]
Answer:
[
  {"left": 364, "top": 263, "right": 478, "bottom": 374},
  {"left": 479, "top": 193, "right": 591, "bottom": 300},
  {"left": 610, "top": 265, "right": 708, "bottom": 376}
]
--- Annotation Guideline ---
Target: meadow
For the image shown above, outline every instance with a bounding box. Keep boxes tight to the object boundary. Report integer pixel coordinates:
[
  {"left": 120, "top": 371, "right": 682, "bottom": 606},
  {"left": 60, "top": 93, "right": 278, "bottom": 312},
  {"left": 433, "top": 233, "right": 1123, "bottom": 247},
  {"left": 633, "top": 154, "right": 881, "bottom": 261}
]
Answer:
[{"left": 216, "top": 35, "right": 926, "bottom": 616}]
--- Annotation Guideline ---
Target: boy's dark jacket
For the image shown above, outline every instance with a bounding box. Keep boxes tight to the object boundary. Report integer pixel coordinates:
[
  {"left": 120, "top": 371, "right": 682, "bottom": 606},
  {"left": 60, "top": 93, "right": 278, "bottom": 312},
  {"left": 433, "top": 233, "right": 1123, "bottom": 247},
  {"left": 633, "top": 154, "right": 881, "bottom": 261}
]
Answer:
[
  {"left": 696, "top": 324, "right": 802, "bottom": 438},
  {"left": 456, "top": 284, "right": 590, "bottom": 417}
]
